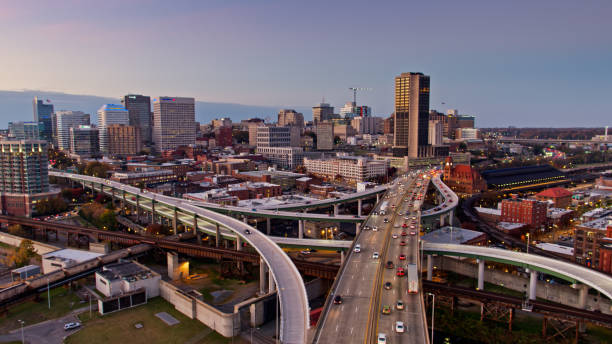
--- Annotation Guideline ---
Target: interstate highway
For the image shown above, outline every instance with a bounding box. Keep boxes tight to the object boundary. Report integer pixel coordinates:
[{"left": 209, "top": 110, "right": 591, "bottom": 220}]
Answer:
[{"left": 314, "top": 173, "right": 423, "bottom": 343}]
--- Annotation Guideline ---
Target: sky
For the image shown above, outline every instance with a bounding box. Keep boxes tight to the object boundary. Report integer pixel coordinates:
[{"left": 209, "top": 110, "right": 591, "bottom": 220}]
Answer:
[{"left": 1, "top": 0, "right": 611, "bottom": 127}]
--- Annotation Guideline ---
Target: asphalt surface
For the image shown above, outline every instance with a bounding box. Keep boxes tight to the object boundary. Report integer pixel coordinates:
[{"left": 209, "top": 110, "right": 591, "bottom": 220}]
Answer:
[
  {"left": 0, "top": 307, "right": 87, "bottom": 344},
  {"left": 315, "top": 173, "right": 430, "bottom": 344}
]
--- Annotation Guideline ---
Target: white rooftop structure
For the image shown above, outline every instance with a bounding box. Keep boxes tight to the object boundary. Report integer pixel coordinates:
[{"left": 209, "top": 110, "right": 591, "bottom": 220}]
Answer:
[
  {"left": 535, "top": 243, "right": 574, "bottom": 256},
  {"left": 474, "top": 207, "right": 501, "bottom": 216},
  {"left": 42, "top": 248, "right": 104, "bottom": 273},
  {"left": 421, "top": 226, "right": 485, "bottom": 245},
  {"left": 497, "top": 222, "right": 525, "bottom": 230}
]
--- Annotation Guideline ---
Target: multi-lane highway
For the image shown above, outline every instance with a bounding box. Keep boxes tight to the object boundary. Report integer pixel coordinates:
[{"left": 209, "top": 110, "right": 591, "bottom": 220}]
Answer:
[{"left": 315, "top": 171, "right": 431, "bottom": 344}]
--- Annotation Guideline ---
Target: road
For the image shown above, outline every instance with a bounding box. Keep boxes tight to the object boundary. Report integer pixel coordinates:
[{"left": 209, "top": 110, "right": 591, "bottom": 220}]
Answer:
[
  {"left": 0, "top": 307, "right": 87, "bottom": 344},
  {"left": 315, "top": 171, "right": 431, "bottom": 344}
]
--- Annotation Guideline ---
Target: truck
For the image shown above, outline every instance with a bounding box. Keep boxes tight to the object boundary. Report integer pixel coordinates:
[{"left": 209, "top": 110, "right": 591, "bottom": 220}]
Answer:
[
  {"left": 379, "top": 201, "right": 389, "bottom": 216},
  {"left": 407, "top": 263, "right": 419, "bottom": 293}
]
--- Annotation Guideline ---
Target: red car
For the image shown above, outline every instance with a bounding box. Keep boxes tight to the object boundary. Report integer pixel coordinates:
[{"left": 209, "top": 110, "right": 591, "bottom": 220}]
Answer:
[
  {"left": 401, "top": 223, "right": 408, "bottom": 228},
  {"left": 401, "top": 231, "right": 407, "bottom": 236},
  {"left": 399, "top": 241, "right": 406, "bottom": 246},
  {"left": 396, "top": 267, "right": 405, "bottom": 276},
  {"left": 399, "top": 254, "right": 406, "bottom": 260}
]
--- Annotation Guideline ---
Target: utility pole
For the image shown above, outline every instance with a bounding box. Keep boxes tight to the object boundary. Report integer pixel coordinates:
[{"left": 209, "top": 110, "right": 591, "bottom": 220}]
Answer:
[
  {"left": 47, "top": 278, "right": 51, "bottom": 309},
  {"left": 18, "top": 320, "right": 25, "bottom": 344}
]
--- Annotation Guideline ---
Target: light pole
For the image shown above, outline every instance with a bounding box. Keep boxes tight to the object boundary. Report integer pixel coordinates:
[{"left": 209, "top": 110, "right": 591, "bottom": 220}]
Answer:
[
  {"left": 18, "top": 320, "right": 24, "bottom": 344},
  {"left": 427, "top": 293, "right": 435, "bottom": 343},
  {"left": 47, "top": 278, "right": 51, "bottom": 309},
  {"left": 526, "top": 233, "right": 530, "bottom": 254}
]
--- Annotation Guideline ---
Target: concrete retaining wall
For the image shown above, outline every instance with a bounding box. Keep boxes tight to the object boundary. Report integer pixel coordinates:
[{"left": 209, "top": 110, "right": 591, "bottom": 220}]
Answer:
[
  {"left": 0, "top": 232, "right": 60, "bottom": 255},
  {"left": 159, "top": 280, "right": 238, "bottom": 337},
  {"left": 433, "top": 256, "right": 612, "bottom": 315}
]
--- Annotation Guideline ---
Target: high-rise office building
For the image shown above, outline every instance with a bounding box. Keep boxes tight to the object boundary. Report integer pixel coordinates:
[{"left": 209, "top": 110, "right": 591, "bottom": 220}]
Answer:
[
  {"left": 277, "top": 109, "right": 304, "bottom": 128},
  {"left": 97, "top": 104, "right": 129, "bottom": 154},
  {"left": 0, "top": 140, "right": 56, "bottom": 217},
  {"left": 55, "top": 111, "right": 91, "bottom": 151},
  {"left": 312, "top": 103, "right": 334, "bottom": 124},
  {"left": 107, "top": 124, "right": 142, "bottom": 157},
  {"left": 152, "top": 97, "right": 196, "bottom": 152},
  {"left": 32, "top": 97, "right": 54, "bottom": 142},
  {"left": 316, "top": 122, "right": 334, "bottom": 150},
  {"left": 8, "top": 122, "right": 41, "bottom": 140},
  {"left": 393, "top": 72, "right": 431, "bottom": 158},
  {"left": 70, "top": 125, "right": 99, "bottom": 158},
  {"left": 121, "top": 94, "right": 152, "bottom": 144},
  {"left": 256, "top": 126, "right": 298, "bottom": 148},
  {"left": 428, "top": 120, "right": 443, "bottom": 145},
  {"left": 339, "top": 102, "right": 371, "bottom": 119}
]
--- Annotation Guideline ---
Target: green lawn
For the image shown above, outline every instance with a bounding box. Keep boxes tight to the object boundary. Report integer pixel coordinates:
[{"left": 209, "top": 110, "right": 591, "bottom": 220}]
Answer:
[
  {"left": 0, "top": 287, "right": 82, "bottom": 334},
  {"left": 67, "top": 297, "right": 231, "bottom": 344}
]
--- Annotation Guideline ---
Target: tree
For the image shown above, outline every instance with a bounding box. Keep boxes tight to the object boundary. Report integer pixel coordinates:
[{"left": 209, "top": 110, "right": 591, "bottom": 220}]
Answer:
[
  {"left": 83, "top": 161, "right": 110, "bottom": 178},
  {"left": 9, "top": 240, "right": 37, "bottom": 268},
  {"left": 8, "top": 224, "right": 27, "bottom": 237}
]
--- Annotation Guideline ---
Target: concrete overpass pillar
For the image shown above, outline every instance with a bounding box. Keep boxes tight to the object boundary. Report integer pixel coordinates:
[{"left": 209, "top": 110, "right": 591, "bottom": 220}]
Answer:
[
  {"left": 357, "top": 199, "right": 362, "bottom": 217},
  {"left": 172, "top": 208, "right": 178, "bottom": 233},
  {"left": 215, "top": 223, "right": 221, "bottom": 247},
  {"left": 440, "top": 214, "right": 445, "bottom": 227},
  {"left": 529, "top": 270, "right": 538, "bottom": 300},
  {"left": 578, "top": 284, "right": 589, "bottom": 309},
  {"left": 259, "top": 258, "right": 267, "bottom": 296},
  {"left": 136, "top": 196, "right": 141, "bottom": 221},
  {"left": 268, "top": 271, "right": 276, "bottom": 293},
  {"left": 376, "top": 194, "right": 380, "bottom": 203},
  {"left": 298, "top": 220, "right": 304, "bottom": 239},
  {"left": 334, "top": 204, "right": 339, "bottom": 216},
  {"left": 121, "top": 190, "right": 126, "bottom": 215},
  {"left": 427, "top": 255, "right": 433, "bottom": 280},
  {"left": 266, "top": 218, "right": 271, "bottom": 235},
  {"left": 356, "top": 222, "right": 361, "bottom": 236},
  {"left": 340, "top": 250, "right": 345, "bottom": 265},
  {"left": 477, "top": 259, "right": 485, "bottom": 291},
  {"left": 151, "top": 200, "right": 156, "bottom": 224},
  {"left": 193, "top": 215, "right": 201, "bottom": 245},
  {"left": 236, "top": 236, "right": 242, "bottom": 251},
  {"left": 448, "top": 210, "right": 454, "bottom": 226}
]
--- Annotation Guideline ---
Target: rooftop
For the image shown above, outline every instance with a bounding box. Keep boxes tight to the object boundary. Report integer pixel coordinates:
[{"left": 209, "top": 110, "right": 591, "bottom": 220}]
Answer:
[
  {"left": 497, "top": 222, "right": 525, "bottom": 230},
  {"left": 42, "top": 248, "right": 104, "bottom": 263},
  {"left": 97, "top": 261, "right": 154, "bottom": 282},
  {"left": 474, "top": 207, "right": 501, "bottom": 216},
  {"left": 536, "top": 187, "right": 573, "bottom": 198},
  {"left": 421, "top": 226, "right": 485, "bottom": 245},
  {"left": 579, "top": 216, "right": 612, "bottom": 231}
]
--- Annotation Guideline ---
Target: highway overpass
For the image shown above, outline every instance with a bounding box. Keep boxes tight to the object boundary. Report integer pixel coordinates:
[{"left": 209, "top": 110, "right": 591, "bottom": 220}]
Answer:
[{"left": 50, "top": 171, "right": 309, "bottom": 343}]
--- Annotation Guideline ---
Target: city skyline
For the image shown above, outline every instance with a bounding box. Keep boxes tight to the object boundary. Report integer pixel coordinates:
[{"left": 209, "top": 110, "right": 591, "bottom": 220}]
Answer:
[{"left": 1, "top": 1, "right": 611, "bottom": 127}]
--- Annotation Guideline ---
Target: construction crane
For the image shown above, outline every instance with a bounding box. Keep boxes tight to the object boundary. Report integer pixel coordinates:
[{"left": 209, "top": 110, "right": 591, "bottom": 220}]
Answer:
[{"left": 348, "top": 87, "right": 372, "bottom": 105}]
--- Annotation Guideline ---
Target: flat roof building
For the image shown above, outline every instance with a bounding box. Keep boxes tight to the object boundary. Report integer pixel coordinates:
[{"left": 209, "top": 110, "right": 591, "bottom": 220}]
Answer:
[{"left": 152, "top": 97, "right": 196, "bottom": 152}]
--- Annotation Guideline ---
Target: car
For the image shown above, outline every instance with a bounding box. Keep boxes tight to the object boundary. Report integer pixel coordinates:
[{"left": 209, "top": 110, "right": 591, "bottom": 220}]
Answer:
[
  {"left": 395, "top": 321, "right": 405, "bottom": 333},
  {"left": 392, "top": 234, "right": 398, "bottom": 239},
  {"left": 300, "top": 250, "right": 311, "bottom": 255},
  {"left": 381, "top": 305, "right": 391, "bottom": 315},
  {"left": 410, "top": 231, "right": 416, "bottom": 236},
  {"left": 383, "top": 218, "right": 389, "bottom": 223},
  {"left": 333, "top": 295, "right": 342, "bottom": 304},
  {"left": 364, "top": 225, "right": 371, "bottom": 230},
  {"left": 372, "top": 252, "right": 380, "bottom": 259},
  {"left": 402, "top": 223, "right": 408, "bottom": 228},
  {"left": 354, "top": 244, "right": 361, "bottom": 253},
  {"left": 399, "top": 254, "right": 406, "bottom": 260},
  {"left": 372, "top": 226, "right": 379, "bottom": 231},
  {"left": 384, "top": 282, "right": 392, "bottom": 290},
  {"left": 401, "top": 231, "right": 407, "bottom": 236},
  {"left": 396, "top": 267, "right": 405, "bottom": 276},
  {"left": 400, "top": 240, "right": 406, "bottom": 246},
  {"left": 396, "top": 300, "right": 404, "bottom": 310},
  {"left": 378, "top": 333, "right": 387, "bottom": 344},
  {"left": 386, "top": 261, "right": 394, "bottom": 269},
  {"left": 64, "top": 322, "right": 81, "bottom": 331},
  {"left": 244, "top": 229, "right": 251, "bottom": 235},
  {"left": 252, "top": 208, "right": 257, "bottom": 211}
]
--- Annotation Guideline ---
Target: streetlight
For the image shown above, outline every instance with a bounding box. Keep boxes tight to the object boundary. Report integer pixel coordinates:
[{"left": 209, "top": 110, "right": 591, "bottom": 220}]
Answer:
[
  {"left": 18, "top": 320, "right": 24, "bottom": 344},
  {"left": 526, "top": 233, "right": 530, "bottom": 254},
  {"left": 47, "top": 278, "right": 51, "bottom": 309},
  {"left": 427, "top": 293, "right": 435, "bottom": 343}
]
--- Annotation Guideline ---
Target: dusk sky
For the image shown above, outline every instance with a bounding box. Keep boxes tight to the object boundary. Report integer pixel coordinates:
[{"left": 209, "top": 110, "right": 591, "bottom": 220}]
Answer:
[{"left": 1, "top": 0, "right": 611, "bottom": 127}]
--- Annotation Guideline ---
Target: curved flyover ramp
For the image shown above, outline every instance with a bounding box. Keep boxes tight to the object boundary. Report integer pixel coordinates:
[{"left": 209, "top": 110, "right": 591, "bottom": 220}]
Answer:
[
  {"left": 423, "top": 242, "right": 612, "bottom": 300},
  {"left": 421, "top": 173, "right": 458, "bottom": 218},
  {"left": 50, "top": 171, "right": 309, "bottom": 343}
]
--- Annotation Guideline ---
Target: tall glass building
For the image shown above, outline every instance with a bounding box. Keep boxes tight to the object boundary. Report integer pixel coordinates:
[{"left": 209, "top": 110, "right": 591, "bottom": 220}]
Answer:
[
  {"left": 8, "top": 121, "right": 41, "bottom": 140},
  {"left": 97, "top": 104, "right": 129, "bottom": 154},
  {"left": 121, "top": 94, "right": 152, "bottom": 145},
  {"left": 32, "top": 97, "right": 54, "bottom": 142}
]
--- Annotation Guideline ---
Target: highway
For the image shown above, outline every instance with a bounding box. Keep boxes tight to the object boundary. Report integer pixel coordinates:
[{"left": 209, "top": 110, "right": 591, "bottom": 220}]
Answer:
[
  {"left": 420, "top": 172, "right": 458, "bottom": 218},
  {"left": 315, "top": 171, "right": 431, "bottom": 344},
  {"left": 49, "top": 171, "right": 309, "bottom": 344}
]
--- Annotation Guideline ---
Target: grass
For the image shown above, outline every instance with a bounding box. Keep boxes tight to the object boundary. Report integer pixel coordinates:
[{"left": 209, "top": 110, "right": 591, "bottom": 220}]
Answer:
[
  {"left": 0, "top": 286, "right": 82, "bottom": 334},
  {"left": 67, "top": 297, "right": 231, "bottom": 344}
]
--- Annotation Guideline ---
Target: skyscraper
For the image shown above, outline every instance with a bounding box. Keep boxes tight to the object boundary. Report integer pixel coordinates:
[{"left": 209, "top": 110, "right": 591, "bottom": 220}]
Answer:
[
  {"left": 393, "top": 72, "right": 430, "bottom": 158},
  {"left": 107, "top": 124, "right": 142, "bottom": 157},
  {"left": 152, "top": 97, "right": 196, "bottom": 152},
  {"left": 97, "top": 104, "right": 129, "bottom": 154},
  {"left": 8, "top": 121, "right": 41, "bottom": 140},
  {"left": 55, "top": 111, "right": 91, "bottom": 151},
  {"left": 32, "top": 97, "right": 54, "bottom": 142},
  {"left": 277, "top": 109, "right": 304, "bottom": 128},
  {"left": 121, "top": 94, "right": 152, "bottom": 145},
  {"left": 70, "top": 125, "right": 99, "bottom": 158},
  {"left": 312, "top": 103, "right": 334, "bottom": 124}
]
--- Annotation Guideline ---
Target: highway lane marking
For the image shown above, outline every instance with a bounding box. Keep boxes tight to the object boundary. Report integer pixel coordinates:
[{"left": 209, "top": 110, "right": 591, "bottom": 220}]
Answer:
[
  {"left": 350, "top": 327, "right": 354, "bottom": 334},
  {"left": 336, "top": 324, "right": 339, "bottom": 332}
]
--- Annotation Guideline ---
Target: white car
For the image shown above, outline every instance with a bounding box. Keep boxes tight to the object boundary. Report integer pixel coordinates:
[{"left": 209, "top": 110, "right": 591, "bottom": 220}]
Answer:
[
  {"left": 354, "top": 244, "right": 361, "bottom": 253},
  {"left": 372, "top": 226, "right": 379, "bottom": 232},
  {"left": 64, "top": 322, "right": 81, "bottom": 331},
  {"left": 392, "top": 234, "right": 398, "bottom": 239},
  {"left": 395, "top": 321, "right": 405, "bottom": 333},
  {"left": 377, "top": 333, "right": 387, "bottom": 344},
  {"left": 372, "top": 252, "right": 379, "bottom": 259}
]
